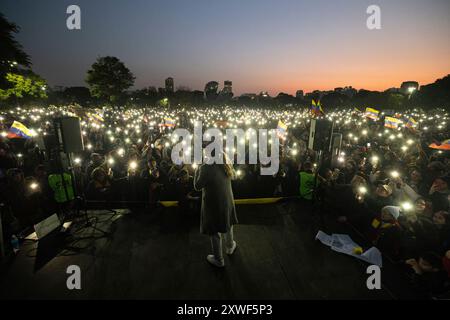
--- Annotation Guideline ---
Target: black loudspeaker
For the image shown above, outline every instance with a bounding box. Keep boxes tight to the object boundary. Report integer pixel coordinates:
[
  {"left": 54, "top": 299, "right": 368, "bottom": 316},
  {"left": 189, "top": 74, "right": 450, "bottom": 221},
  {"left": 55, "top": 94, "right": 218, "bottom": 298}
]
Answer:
[
  {"left": 308, "top": 119, "right": 334, "bottom": 152},
  {"left": 330, "top": 133, "right": 343, "bottom": 167},
  {"left": 57, "top": 117, "right": 84, "bottom": 153}
]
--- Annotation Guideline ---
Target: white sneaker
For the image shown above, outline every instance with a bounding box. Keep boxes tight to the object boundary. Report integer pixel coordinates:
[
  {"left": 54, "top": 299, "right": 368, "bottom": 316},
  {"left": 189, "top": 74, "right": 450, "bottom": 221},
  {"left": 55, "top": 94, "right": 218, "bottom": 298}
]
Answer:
[
  {"left": 207, "top": 255, "right": 225, "bottom": 267},
  {"left": 225, "top": 241, "right": 237, "bottom": 255}
]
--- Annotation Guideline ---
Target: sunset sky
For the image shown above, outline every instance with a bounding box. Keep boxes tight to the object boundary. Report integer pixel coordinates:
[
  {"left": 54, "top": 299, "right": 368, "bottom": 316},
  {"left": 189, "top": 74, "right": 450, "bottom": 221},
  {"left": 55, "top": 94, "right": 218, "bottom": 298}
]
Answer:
[{"left": 1, "top": 0, "right": 449, "bottom": 95}]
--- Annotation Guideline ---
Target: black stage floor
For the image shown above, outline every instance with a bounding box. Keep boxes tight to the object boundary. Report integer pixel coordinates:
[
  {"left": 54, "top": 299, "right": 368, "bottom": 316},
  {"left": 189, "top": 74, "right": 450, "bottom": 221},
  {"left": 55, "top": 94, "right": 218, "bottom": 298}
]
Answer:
[{"left": 0, "top": 201, "right": 417, "bottom": 299}]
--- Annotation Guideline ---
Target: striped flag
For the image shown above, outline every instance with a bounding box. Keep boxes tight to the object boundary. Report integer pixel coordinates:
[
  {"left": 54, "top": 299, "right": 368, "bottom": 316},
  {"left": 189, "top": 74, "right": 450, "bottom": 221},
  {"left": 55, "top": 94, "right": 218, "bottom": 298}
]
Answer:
[
  {"left": 276, "top": 120, "right": 288, "bottom": 140},
  {"left": 310, "top": 100, "right": 323, "bottom": 116},
  {"left": 365, "top": 108, "right": 379, "bottom": 121},
  {"left": 87, "top": 112, "right": 104, "bottom": 124},
  {"left": 164, "top": 118, "right": 176, "bottom": 127},
  {"left": 405, "top": 117, "right": 418, "bottom": 129},
  {"left": 7, "top": 121, "right": 32, "bottom": 139},
  {"left": 384, "top": 116, "right": 403, "bottom": 129}
]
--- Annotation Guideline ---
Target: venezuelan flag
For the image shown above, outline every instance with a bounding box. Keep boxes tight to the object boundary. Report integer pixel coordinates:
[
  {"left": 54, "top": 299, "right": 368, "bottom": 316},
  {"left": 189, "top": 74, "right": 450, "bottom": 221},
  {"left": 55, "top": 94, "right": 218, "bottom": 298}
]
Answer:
[
  {"left": 406, "top": 117, "right": 418, "bottom": 129},
  {"left": 310, "top": 100, "right": 323, "bottom": 116},
  {"left": 92, "top": 113, "right": 104, "bottom": 122},
  {"left": 164, "top": 118, "right": 176, "bottom": 127},
  {"left": 317, "top": 100, "right": 324, "bottom": 114},
  {"left": 277, "top": 120, "right": 288, "bottom": 140},
  {"left": 7, "top": 121, "right": 32, "bottom": 139},
  {"left": 384, "top": 116, "right": 403, "bottom": 129},
  {"left": 365, "top": 108, "right": 379, "bottom": 121},
  {"left": 87, "top": 112, "right": 104, "bottom": 123}
]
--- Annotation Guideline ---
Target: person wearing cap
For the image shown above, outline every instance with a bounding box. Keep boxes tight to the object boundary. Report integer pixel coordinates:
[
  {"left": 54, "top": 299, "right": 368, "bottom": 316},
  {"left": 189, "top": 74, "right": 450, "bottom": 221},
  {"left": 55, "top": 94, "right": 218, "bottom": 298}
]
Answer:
[{"left": 369, "top": 206, "right": 403, "bottom": 258}]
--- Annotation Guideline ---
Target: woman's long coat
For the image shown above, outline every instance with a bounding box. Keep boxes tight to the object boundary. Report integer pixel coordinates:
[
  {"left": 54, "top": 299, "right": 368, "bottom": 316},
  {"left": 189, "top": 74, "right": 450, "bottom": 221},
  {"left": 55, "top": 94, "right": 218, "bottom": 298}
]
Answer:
[{"left": 194, "top": 164, "right": 238, "bottom": 234}]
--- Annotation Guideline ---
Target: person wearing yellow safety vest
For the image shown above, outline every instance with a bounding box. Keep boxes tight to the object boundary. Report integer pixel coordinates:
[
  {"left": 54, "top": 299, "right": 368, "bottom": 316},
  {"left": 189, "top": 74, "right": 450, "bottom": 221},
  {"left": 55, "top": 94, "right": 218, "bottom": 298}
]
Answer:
[{"left": 299, "top": 162, "right": 316, "bottom": 200}]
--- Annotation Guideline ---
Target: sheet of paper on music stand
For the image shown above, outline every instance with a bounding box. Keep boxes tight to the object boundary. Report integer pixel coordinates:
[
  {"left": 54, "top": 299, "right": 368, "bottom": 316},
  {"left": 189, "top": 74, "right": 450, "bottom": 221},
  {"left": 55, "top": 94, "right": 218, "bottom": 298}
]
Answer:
[{"left": 34, "top": 214, "right": 61, "bottom": 240}]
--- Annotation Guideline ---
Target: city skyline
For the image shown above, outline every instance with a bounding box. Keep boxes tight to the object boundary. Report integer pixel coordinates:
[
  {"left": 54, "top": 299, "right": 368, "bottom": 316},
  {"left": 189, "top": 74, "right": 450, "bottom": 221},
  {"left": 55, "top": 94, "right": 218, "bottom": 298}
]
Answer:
[{"left": 1, "top": 0, "right": 449, "bottom": 95}]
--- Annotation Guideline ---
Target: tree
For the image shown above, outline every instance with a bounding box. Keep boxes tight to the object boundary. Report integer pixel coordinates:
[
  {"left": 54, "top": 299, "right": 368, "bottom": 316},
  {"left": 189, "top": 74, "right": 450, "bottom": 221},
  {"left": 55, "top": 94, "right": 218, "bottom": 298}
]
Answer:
[
  {"left": 86, "top": 56, "right": 135, "bottom": 103},
  {"left": 412, "top": 74, "right": 450, "bottom": 109},
  {"left": 0, "top": 69, "right": 47, "bottom": 100},
  {"left": 62, "top": 86, "right": 92, "bottom": 105},
  {"left": 129, "top": 87, "right": 158, "bottom": 105},
  {"left": 275, "top": 92, "right": 296, "bottom": 105},
  {"left": 0, "top": 13, "right": 30, "bottom": 76},
  {"left": 321, "top": 92, "right": 350, "bottom": 108},
  {"left": 0, "top": 13, "right": 47, "bottom": 102}
]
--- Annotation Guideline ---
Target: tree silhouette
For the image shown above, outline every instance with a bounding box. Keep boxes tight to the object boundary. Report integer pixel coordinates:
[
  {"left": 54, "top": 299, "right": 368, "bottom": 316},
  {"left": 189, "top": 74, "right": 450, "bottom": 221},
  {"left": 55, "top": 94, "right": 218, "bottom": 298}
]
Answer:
[
  {"left": 0, "top": 13, "right": 48, "bottom": 103},
  {"left": 86, "top": 56, "right": 135, "bottom": 103},
  {"left": 0, "top": 13, "right": 30, "bottom": 69}
]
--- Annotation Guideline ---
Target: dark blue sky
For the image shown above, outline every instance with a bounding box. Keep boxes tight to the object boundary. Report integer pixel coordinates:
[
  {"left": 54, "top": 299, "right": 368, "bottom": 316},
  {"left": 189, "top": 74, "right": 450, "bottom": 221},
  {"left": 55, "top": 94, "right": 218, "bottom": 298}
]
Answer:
[{"left": 1, "top": 0, "right": 449, "bottom": 95}]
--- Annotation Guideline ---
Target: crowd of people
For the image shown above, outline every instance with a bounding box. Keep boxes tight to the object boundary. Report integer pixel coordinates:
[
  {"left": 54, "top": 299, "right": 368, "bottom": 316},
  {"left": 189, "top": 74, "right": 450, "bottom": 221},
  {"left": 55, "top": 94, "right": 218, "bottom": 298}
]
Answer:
[{"left": 0, "top": 104, "right": 448, "bottom": 297}]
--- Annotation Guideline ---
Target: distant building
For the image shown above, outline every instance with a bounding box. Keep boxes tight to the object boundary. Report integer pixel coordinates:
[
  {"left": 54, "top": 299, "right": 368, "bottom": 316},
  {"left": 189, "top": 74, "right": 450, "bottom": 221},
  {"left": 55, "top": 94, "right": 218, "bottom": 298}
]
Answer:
[
  {"left": 223, "top": 81, "right": 232, "bottom": 94},
  {"left": 295, "top": 90, "right": 304, "bottom": 98},
  {"left": 334, "top": 86, "right": 356, "bottom": 97},
  {"left": 342, "top": 86, "right": 357, "bottom": 98},
  {"left": 400, "top": 81, "right": 419, "bottom": 95},
  {"left": 204, "top": 81, "right": 219, "bottom": 100},
  {"left": 219, "top": 80, "right": 233, "bottom": 99},
  {"left": 165, "top": 77, "right": 174, "bottom": 94}
]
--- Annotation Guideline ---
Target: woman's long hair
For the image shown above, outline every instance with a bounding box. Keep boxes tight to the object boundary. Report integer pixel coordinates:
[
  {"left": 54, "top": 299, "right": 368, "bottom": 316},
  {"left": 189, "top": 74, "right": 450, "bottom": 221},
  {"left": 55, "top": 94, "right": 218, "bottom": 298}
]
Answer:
[{"left": 222, "top": 152, "right": 235, "bottom": 179}]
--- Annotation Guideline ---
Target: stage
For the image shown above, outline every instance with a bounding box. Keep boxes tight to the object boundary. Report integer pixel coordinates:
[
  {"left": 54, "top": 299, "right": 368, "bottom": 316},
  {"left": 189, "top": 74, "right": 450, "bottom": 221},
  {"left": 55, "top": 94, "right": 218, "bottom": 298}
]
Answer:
[{"left": 0, "top": 201, "right": 417, "bottom": 299}]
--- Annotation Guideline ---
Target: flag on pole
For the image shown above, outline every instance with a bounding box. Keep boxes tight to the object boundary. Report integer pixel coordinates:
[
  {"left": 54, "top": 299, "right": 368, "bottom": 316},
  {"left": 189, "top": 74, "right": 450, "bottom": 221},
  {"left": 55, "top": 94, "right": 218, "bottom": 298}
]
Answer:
[
  {"left": 7, "top": 121, "right": 32, "bottom": 139},
  {"left": 317, "top": 100, "right": 324, "bottom": 114},
  {"left": 310, "top": 100, "right": 323, "bottom": 116}
]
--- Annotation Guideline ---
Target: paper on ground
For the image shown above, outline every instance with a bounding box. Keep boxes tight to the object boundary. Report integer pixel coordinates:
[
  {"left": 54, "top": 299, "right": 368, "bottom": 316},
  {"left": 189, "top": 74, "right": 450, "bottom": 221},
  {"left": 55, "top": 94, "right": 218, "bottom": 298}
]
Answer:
[{"left": 315, "top": 230, "right": 383, "bottom": 267}]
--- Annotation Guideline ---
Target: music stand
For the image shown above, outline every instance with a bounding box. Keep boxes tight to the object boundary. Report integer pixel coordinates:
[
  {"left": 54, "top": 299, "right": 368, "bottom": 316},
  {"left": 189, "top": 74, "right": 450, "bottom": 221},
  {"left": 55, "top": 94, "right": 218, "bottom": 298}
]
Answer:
[{"left": 52, "top": 118, "right": 111, "bottom": 238}]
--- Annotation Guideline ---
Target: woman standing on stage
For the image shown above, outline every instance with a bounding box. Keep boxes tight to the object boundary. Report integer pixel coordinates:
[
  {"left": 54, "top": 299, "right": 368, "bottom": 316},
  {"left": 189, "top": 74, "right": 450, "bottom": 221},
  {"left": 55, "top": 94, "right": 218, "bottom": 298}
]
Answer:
[{"left": 194, "top": 153, "right": 238, "bottom": 267}]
